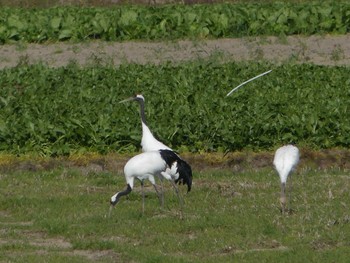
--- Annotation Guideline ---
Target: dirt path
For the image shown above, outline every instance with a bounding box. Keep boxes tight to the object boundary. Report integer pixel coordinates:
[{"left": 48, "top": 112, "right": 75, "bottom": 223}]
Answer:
[{"left": 1, "top": 34, "right": 350, "bottom": 69}]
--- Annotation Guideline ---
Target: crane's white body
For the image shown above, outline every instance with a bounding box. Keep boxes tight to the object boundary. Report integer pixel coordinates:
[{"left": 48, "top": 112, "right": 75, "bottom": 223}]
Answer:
[
  {"left": 123, "top": 151, "right": 169, "bottom": 189},
  {"left": 273, "top": 144, "right": 300, "bottom": 213},
  {"left": 110, "top": 150, "right": 191, "bottom": 215},
  {"left": 273, "top": 145, "right": 300, "bottom": 184}
]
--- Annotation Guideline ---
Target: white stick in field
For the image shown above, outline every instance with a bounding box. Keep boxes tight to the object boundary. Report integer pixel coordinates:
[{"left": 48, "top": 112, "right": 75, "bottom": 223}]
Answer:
[{"left": 226, "top": 70, "right": 272, "bottom": 97}]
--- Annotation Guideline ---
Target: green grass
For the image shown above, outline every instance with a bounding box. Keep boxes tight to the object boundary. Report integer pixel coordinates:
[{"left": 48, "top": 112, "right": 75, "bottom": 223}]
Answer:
[
  {"left": 0, "top": 0, "right": 333, "bottom": 8},
  {"left": 1, "top": 165, "right": 349, "bottom": 262}
]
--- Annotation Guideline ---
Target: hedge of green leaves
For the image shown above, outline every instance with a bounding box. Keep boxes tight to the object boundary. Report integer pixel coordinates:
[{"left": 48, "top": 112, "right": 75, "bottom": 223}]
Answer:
[
  {"left": 1, "top": 2, "right": 350, "bottom": 43},
  {"left": 0, "top": 62, "right": 349, "bottom": 155}
]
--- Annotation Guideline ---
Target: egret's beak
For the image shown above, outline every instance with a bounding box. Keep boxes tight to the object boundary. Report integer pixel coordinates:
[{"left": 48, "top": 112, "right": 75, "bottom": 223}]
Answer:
[{"left": 119, "top": 97, "right": 135, "bottom": 103}]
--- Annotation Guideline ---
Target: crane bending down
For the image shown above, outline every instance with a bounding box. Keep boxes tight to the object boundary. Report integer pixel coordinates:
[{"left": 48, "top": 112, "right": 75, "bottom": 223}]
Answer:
[
  {"left": 110, "top": 149, "right": 192, "bottom": 214},
  {"left": 119, "top": 94, "right": 193, "bottom": 203},
  {"left": 273, "top": 145, "right": 300, "bottom": 214}
]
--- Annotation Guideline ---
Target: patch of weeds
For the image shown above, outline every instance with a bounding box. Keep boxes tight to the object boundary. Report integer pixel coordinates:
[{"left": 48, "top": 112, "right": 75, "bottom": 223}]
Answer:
[
  {"left": 252, "top": 47, "right": 264, "bottom": 60},
  {"left": 277, "top": 34, "right": 289, "bottom": 45},
  {"left": 54, "top": 47, "right": 64, "bottom": 54},
  {"left": 257, "top": 35, "right": 273, "bottom": 45},
  {"left": 15, "top": 42, "right": 27, "bottom": 51},
  {"left": 16, "top": 55, "right": 30, "bottom": 66},
  {"left": 206, "top": 48, "right": 229, "bottom": 63},
  {"left": 330, "top": 44, "right": 345, "bottom": 61}
]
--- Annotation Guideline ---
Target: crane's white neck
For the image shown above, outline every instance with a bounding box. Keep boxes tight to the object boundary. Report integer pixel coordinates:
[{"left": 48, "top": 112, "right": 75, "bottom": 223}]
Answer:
[{"left": 138, "top": 98, "right": 147, "bottom": 125}]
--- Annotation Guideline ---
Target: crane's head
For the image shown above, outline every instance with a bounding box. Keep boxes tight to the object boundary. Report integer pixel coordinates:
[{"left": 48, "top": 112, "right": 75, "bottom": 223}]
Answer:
[
  {"left": 119, "top": 94, "right": 145, "bottom": 104},
  {"left": 110, "top": 193, "right": 120, "bottom": 207}
]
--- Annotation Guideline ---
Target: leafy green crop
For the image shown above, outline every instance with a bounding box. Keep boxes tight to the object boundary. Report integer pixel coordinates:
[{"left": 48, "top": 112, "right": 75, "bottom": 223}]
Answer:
[
  {"left": 0, "top": 62, "right": 349, "bottom": 155},
  {"left": 1, "top": 2, "right": 350, "bottom": 43}
]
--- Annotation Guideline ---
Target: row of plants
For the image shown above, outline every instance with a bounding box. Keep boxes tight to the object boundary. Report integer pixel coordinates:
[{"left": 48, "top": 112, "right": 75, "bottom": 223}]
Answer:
[
  {"left": 0, "top": 61, "right": 349, "bottom": 155},
  {"left": 0, "top": 2, "right": 349, "bottom": 43}
]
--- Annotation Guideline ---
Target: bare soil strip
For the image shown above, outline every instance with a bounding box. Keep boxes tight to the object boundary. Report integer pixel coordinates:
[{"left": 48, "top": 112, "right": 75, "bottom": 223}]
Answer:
[{"left": 1, "top": 34, "right": 350, "bottom": 69}]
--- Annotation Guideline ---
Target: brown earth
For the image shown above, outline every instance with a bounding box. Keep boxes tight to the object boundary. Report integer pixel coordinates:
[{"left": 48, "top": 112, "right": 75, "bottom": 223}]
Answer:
[
  {"left": 1, "top": 148, "right": 349, "bottom": 175},
  {"left": 1, "top": 34, "right": 350, "bottom": 69}
]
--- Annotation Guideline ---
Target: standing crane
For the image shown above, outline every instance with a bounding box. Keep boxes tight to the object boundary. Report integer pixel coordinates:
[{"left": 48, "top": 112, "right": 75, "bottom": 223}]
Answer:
[
  {"left": 110, "top": 149, "right": 192, "bottom": 215},
  {"left": 119, "top": 94, "right": 171, "bottom": 152},
  {"left": 273, "top": 144, "right": 300, "bottom": 214},
  {"left": 119, "top": 94, "right": 192, "bottom": 203}
]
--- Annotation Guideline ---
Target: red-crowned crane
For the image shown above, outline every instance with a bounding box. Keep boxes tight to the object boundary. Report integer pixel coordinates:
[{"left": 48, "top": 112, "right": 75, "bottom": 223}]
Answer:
[
  {"left": 110, "top": 149, "right": 192, "bottom": 215},
  {"left": 119, "top": 94, "right": 192, "bottom": 205},
  {"left": 119, "top": 94, "right": 171, "bottom": 152},
  {"left": 273, "top": 144, "right": 300, "bottom": 214}
]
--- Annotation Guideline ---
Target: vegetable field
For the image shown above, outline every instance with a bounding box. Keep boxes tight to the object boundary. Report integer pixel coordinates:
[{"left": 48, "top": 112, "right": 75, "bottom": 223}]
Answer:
[
  {"left": 0, "top": 62, "right": 349, "bottom": 155},
  {"left": 1, "top": 2, "right": 350, "bottom": 43}
]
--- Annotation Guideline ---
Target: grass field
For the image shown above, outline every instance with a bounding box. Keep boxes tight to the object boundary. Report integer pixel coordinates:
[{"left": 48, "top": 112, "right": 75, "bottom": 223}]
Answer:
[{"left": 1, "top": 165, "right": 349, "bottom": 262}]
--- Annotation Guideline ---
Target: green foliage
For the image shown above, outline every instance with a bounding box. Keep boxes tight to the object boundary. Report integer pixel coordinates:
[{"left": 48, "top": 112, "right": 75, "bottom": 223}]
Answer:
[
  {"left": 0, "top": 62, "right": 349, "bottom": 155},
  {"left": 0, "top": 168, "right": 349, "bottom": 262},
  {"left": 1, "top": 2, "right": 350, "bottom": 43}
]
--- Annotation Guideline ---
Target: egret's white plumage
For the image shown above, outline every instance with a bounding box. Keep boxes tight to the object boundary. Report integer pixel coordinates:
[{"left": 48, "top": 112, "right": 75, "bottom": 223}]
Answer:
[
  {"left": 273, "top": 144, "right": 300, "bottom": 213},
  {"left": 110, "top": 149, "right": 192, "bottom": 215}
]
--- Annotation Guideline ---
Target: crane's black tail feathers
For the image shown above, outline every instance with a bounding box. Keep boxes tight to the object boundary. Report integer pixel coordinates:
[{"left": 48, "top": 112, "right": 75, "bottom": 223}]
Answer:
[{"left": 159, "top": 149, "right": 192, "bottom": 192}]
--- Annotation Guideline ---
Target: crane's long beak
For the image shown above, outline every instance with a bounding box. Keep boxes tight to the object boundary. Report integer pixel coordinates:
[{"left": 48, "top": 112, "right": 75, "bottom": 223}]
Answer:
[
  {"left": 118, "top": 97, "right": 135, "bottom": 103},
  {"left": 108, "top": 205, "right": 114, "bottom": 218}
]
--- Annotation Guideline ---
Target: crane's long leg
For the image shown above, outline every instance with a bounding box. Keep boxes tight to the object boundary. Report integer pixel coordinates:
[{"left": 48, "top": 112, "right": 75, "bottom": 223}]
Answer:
[
  {"left": 108, "top": 205, "right": 114, "bottom": 218},
  {"left": 171, "top": 180, "right": 184, "bottom": 217},
  {"left": 141, "top": 181, "right": 145, "bottom": 214},
  {"left": 280, "top": 182, "right": 286, "bottom": 214},
  {"left": 288, "top": 174, "right": 293, "bottom": 213},
  {"left": 153, "top": 183, "right": 164, "bottom": 209},
  {"left": 159, "top": 177, "right": 165, "bottom": 209}
]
